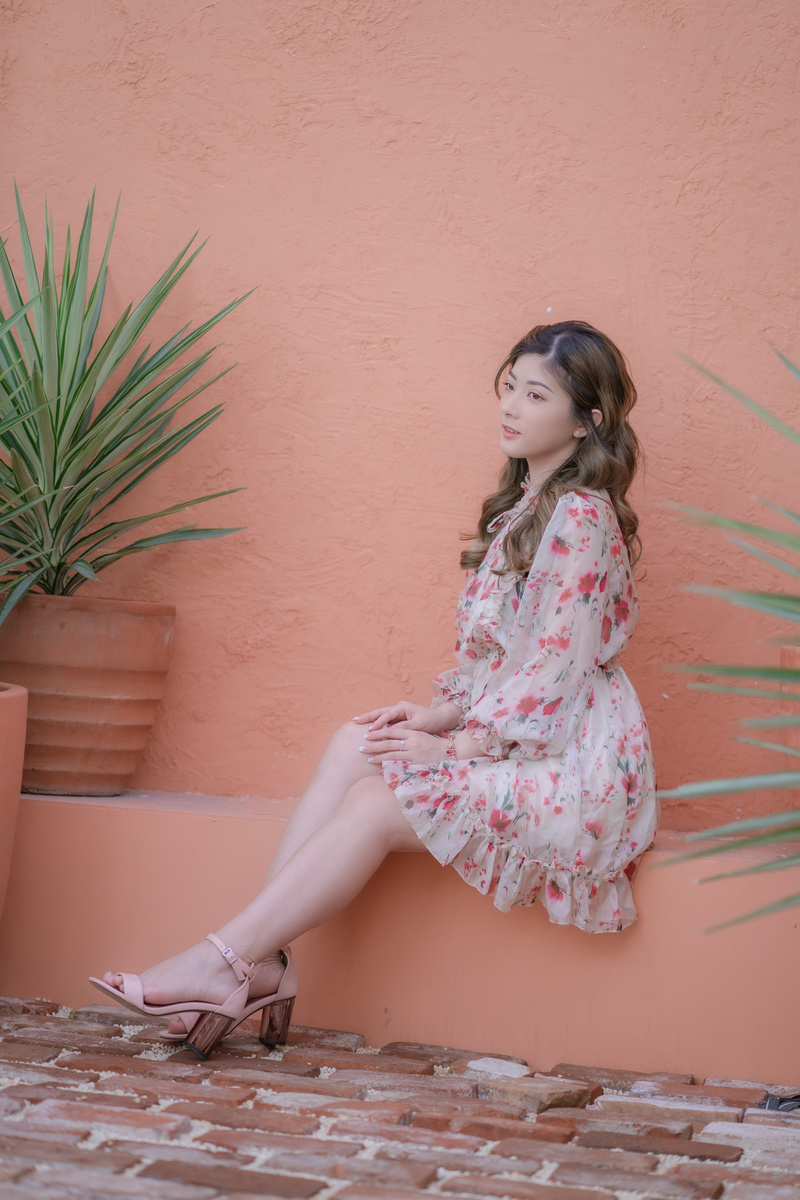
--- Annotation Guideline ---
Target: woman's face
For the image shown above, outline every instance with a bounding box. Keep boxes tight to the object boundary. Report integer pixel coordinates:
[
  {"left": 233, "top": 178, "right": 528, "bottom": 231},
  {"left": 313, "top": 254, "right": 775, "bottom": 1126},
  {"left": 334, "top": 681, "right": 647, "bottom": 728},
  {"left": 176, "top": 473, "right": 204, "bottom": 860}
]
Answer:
[{"left": 498, "top": 352, "right": 588, "bottom": 484}]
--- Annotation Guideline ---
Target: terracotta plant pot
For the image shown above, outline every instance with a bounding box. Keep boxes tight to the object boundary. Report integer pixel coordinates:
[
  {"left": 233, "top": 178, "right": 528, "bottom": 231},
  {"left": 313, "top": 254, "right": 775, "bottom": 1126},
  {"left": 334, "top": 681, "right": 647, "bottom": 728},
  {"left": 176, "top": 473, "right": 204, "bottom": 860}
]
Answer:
[
  {"left": 0, "top": 595, "right": 176, "bottom": 797},
  {"left": 0, "top": 682, "right": 28, "bottom": 922}
]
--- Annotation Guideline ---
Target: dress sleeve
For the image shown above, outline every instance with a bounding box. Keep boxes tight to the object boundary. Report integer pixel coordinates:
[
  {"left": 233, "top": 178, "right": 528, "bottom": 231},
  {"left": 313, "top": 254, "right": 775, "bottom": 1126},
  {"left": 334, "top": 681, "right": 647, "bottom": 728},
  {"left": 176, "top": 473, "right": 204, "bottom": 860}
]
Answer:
[
  {"left": 431, "top": 666, "right": 472, "bottom": 713},
  {"left": 463, "top": 493, "right": 630, "bottom": 759}
]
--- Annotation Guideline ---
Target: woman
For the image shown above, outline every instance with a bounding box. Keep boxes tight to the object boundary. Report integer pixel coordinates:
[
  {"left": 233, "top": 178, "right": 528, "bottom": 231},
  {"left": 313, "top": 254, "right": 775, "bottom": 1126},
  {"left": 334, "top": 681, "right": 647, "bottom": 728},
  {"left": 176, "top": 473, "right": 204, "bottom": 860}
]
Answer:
[{"left": 92, "top": 320, "right": 658, "bottom": 1059}]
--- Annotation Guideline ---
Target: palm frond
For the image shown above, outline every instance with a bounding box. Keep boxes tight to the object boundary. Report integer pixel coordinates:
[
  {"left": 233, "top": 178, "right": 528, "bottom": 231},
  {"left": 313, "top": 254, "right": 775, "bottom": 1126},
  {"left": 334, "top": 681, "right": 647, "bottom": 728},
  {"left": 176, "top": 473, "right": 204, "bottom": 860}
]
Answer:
[
  {"left": 0, "top": 190, "right": 249, "bottom": 609},
  {"left": 666, "top": 355, "right": 800, "bottom": 925}
]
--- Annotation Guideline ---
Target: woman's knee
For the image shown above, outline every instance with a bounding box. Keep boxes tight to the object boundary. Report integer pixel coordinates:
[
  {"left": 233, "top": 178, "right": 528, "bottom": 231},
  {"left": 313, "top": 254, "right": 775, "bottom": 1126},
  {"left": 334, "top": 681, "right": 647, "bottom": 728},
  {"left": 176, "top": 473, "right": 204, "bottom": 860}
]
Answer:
[{"left": 317, "top": 721, "right": 379, "bottom": 780}]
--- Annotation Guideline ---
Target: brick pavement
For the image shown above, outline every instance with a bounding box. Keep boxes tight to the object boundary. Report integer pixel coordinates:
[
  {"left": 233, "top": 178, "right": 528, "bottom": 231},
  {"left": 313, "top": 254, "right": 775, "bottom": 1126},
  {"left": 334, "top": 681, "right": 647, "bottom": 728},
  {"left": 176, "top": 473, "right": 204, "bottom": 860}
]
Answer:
[{"left": 0, "top": 997, "right": 797, "bottom": 1198}]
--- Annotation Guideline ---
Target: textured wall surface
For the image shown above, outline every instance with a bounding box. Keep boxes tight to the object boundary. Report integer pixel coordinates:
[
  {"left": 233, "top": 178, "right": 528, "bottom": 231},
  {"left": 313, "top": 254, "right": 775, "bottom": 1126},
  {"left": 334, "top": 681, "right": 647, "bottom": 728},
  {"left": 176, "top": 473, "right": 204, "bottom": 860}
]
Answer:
[{"left": 2, "top": 0, "right": 799, "bottom": 829}]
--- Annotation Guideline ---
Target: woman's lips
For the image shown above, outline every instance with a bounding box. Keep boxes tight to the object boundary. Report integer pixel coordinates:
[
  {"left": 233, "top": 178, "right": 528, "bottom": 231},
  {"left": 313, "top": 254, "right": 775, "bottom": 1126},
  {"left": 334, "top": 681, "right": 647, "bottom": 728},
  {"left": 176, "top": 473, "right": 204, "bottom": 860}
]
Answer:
[{"left": 501, "top": 425, "right": 520, "bottom": 437}]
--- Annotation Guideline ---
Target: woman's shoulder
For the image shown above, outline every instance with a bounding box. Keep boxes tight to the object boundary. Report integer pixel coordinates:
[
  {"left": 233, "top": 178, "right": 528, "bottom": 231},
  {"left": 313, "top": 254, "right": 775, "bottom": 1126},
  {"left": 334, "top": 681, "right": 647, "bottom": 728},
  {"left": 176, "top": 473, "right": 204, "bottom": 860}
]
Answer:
[{"left": 552, "top": 488, "right": 615, "bottom": 526}]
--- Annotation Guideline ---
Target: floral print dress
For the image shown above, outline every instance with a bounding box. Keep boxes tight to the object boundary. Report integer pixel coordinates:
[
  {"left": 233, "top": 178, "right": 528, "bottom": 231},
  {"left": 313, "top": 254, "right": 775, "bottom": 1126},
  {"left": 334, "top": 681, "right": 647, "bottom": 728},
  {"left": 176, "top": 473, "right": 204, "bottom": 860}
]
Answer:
[{"left": 382, "top": 484, "right": 658, "bottom": 933}]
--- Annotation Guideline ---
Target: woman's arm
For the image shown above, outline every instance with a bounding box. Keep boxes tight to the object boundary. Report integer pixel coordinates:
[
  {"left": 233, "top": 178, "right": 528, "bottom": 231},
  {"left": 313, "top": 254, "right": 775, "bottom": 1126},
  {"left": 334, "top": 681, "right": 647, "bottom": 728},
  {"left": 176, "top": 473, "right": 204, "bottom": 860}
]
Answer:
[{"left": 463, "top": 493, "right": 631, "bottom": 760}]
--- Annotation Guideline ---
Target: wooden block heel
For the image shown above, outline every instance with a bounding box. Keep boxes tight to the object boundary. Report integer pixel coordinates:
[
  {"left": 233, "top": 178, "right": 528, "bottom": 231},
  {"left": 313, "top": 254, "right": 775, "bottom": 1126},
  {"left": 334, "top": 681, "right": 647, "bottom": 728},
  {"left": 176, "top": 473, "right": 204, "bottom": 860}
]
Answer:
[
  {"left": 259, "top": 994, "right": 295, "bottom": 1046},
  {"left": 185, "top": 1011, "right": 237, "bottom": 1060}
]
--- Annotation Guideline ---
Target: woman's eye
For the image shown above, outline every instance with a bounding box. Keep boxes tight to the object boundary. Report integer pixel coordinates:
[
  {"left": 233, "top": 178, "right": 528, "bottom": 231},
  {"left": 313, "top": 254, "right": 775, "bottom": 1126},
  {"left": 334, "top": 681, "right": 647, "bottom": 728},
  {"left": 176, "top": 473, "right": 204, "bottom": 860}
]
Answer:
[{"left": 528, "top": 391, "right": 543, "bottom": 401}]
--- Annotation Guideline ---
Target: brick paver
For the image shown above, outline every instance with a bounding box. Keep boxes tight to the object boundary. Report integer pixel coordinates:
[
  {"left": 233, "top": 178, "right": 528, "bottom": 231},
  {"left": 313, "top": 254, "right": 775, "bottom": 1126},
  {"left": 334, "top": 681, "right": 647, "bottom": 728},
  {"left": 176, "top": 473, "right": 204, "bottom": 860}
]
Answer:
[{"left": 0, "top": 999, "right": 797, "bottom": 1199}]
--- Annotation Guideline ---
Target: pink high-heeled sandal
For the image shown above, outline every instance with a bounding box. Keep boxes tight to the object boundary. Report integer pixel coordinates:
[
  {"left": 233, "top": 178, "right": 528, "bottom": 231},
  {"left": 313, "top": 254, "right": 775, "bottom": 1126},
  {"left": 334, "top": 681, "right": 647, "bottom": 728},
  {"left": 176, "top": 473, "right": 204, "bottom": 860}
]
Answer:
[
  {"left": 160, "top": 949, "right": 295, "bottom": 1044},
  {"left": 89, "top": 934, "right": 298, "bottom": 1060}
]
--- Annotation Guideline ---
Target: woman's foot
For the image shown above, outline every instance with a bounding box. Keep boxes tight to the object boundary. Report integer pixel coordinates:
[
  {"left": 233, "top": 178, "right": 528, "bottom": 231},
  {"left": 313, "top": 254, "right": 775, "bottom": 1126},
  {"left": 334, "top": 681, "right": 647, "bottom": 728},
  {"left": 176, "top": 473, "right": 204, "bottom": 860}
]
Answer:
[
  {"left": 102, "top": 938, "right": 237, "bottom": 1012},
  {"left": 99, "top": 943, "right": 289, "bottom": 1038}
]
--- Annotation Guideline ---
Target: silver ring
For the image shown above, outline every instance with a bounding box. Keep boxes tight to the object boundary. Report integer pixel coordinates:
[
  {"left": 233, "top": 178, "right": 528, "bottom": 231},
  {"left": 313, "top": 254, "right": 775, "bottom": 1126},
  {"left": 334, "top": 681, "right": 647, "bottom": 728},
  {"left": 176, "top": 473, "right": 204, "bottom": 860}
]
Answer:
[{"left": 401, "top": 739, "right": 405, "bottom": 751}]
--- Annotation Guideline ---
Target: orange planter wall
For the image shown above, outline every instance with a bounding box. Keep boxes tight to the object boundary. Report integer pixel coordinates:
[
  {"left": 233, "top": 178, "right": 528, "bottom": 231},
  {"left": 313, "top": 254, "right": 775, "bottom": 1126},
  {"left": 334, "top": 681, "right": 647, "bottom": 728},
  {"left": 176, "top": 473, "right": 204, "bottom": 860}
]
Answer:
[{"left": 2, "top": 1, "right": 800, "bottom": 829}]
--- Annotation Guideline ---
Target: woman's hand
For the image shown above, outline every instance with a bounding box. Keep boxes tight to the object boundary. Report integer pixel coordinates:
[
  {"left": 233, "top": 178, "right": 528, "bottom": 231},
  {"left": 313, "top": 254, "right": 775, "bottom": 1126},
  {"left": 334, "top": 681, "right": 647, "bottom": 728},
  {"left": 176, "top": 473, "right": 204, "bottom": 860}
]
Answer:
[
  {"left": 358, "top": 727, "right": 449, "bottom": 765},
  {"left": 352, "top": 700, "right": 461, "bottom": 736}
]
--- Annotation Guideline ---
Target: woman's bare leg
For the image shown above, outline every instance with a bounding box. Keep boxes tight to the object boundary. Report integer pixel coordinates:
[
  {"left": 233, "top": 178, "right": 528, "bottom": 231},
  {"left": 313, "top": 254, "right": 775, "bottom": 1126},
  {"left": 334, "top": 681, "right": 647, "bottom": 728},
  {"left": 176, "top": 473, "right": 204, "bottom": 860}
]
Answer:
[
  {"left": 102, "top": 775, "right": 422, "bottom": 1010},
  {"left": 264, "top": 721, "right": 380, "bottom": 883}
]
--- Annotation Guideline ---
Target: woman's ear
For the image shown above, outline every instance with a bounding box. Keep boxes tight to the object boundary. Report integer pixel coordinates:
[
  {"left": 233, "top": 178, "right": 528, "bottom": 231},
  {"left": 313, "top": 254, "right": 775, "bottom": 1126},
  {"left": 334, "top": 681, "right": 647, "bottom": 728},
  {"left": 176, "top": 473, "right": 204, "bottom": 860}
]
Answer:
[{"left": 574, "top": 409, "right": 604, "bottom": 439}]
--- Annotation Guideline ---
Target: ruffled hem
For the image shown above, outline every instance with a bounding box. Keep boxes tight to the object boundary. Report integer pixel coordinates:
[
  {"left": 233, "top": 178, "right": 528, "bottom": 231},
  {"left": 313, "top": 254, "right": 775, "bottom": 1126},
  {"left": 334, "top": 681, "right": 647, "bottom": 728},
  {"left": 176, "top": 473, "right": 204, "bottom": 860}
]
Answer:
[{"left": 382, "top": 757, "right": 642, "bottom": 934}]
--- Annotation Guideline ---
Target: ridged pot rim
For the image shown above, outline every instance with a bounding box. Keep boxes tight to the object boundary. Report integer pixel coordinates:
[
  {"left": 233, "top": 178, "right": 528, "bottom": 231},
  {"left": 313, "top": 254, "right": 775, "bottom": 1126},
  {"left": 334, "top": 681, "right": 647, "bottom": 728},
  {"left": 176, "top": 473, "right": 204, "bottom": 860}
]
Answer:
[
  {"left": 0, "top": 682, "right": 28, "bottom": 699},
  {"left": 10, "top": 594, "right": 176, "bottom": 617}
]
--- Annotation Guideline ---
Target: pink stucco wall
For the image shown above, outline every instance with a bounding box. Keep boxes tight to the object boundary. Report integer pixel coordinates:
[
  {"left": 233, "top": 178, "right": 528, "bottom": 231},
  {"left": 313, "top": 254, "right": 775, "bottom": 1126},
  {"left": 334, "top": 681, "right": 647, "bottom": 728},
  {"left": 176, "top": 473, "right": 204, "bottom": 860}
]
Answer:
[{"left": 2, "top": 1, "right": 800, "bottom": 829}]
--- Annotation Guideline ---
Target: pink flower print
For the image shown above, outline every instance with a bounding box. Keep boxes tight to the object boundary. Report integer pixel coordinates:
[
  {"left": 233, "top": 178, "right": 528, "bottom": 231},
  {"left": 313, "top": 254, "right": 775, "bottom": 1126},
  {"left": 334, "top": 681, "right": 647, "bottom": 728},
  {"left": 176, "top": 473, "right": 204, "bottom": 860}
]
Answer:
[
  {"left": 489, "top": 808, "right": 513, "bottom": 834},
  {"left": 611, "top": 540, "right": 622, "bottom": 558},
  {"left": 551, "top": 533, "right": 571, "bottom": 555},
  {"left": 493, "top": 705, "right": 510, "bottom": 718},
  {"left": 545, "top": 878, "right": 564, "bottom": 902},
  {"left": 542, "top": 696, "right": 562, "bottom": 716},
  {"left": 516, "top": 695, "right": 540, "bottom": 715},
  {"left": 578, "top": 572, "right": 595, "bottom": 596},
  {"left": 584, "top": 816, "right": 603, "bottom": 840},
  {"left": 614, "top": 599, "right": 630, "bottom": 623},
  {"left": 547, "top": 770, "right": 559, "bottom": 786},
  {"left": 623, "top": 771, "right": 640, "bottom": 801},
  {"left": 559, "top": 587, "right": 573, "bottom": 603},
  {"left": 553, "top": 805, "right": 563, "bottom": 815},
  {"left": 601, "top": 615, "right": 612, "bottom": 644},
  {"left": 547, "top": 632, "right": 571, "bottom": 651},
  {"left": 598, "top": 573, "right": 607, "bottom": 593}
]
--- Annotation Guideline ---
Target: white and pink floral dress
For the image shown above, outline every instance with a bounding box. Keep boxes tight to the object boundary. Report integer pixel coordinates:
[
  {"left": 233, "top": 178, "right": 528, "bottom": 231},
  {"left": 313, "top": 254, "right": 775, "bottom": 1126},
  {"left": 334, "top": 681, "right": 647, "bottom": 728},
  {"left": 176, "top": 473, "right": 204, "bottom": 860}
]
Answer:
[{"left": 382, "top": 484, "right": 658, "bottom": 933}]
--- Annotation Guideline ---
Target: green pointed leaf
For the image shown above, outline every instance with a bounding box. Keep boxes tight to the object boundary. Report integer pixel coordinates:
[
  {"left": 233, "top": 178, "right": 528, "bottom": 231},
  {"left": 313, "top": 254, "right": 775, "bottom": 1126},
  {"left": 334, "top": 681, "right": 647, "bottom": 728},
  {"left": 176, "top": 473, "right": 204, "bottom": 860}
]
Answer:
[
  {"left": 734, "top": 735, "right": 800, "bottom": 758},
  {"left": 688, "top": 809, "right": 800, "bottom": 839},
  {"left": 71, "top": 558, "right": 98, "bottom": 580},
  {"left": 688, "top": 585, "right": 800, "bottom": 623},
  {"left": 741, "top": 713, "right": 800, "bottom": 728},
  {"left": 0, "top": 565, "right": 46, "bottom": 624},
  {"left": 700, "top": 854, "right": 800, "bottom": 884},
  {"left": 659, "top": 771, "right": 800, "bottom": 800},
  {"left": 775, "top": 349, "right": 800, "bottom": 383},
  {"left": 71, "top": 489, "right": 243, "bottom": 556},
  {"left": 705, "top": 892, "right": 800, "bottom": 932},
  {"left": 671, "top": 503, "right": 800, "bottom": 555},
  {"left": 679, "top": 355, "right": 800, "bottom": 447},
  {"left": 688, "top": 682, "right": 800, "bottom": 701},
  {"left": 727, "top": 537, "right": 800, "bottom": 580}
]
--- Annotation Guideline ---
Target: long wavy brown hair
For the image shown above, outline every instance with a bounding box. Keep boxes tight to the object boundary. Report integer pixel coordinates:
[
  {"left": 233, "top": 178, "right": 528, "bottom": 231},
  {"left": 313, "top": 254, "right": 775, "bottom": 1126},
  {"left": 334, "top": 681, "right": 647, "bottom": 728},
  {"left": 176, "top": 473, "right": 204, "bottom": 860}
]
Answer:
[{"left": 461, "top": 321, "right": 642, "bottom": 574}]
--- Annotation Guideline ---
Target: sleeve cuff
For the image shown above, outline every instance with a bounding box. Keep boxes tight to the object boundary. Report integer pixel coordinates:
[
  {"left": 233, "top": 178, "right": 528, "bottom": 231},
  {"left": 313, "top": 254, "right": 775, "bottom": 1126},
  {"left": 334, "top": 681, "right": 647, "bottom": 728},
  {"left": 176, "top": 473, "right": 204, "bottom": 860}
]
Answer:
[
  {"left": 432, "top": 669, "right": 471, "bottom": 711},
  {"left": 464, "top": 717, "right": 507, "bottom": 759}
]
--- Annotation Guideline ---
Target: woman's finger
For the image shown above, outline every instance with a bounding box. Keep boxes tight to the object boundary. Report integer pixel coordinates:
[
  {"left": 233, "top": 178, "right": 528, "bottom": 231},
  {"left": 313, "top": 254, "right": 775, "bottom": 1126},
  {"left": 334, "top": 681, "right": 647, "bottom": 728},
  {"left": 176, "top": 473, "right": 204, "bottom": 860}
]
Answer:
[
  {"left": 352, "top": 707, "right": 390, "bottom": 724},
  {"left": 368, "top": 704, "right": 408, "bottom": 731},
  {"left": 359, "top": 736, "right": 411, "bottom": 760}
]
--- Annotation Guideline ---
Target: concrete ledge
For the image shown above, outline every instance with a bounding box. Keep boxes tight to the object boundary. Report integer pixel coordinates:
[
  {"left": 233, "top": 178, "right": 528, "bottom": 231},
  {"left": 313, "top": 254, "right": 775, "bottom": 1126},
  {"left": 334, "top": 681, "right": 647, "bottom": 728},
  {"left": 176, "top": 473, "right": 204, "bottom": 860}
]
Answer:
[{"left": 0, "top": 790, "right": 798, "bottom": 1082}]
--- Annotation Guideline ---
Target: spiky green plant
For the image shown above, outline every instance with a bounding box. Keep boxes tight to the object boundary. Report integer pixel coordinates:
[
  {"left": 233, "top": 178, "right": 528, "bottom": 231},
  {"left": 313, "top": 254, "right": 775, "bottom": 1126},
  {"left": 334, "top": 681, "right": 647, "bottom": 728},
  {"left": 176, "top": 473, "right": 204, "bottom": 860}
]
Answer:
[
  {"left": 0, "top": 187, "right": 248, "bottom": 615},
  {"left": 659, "top": 355, "right": 800, "bottom": 927}
]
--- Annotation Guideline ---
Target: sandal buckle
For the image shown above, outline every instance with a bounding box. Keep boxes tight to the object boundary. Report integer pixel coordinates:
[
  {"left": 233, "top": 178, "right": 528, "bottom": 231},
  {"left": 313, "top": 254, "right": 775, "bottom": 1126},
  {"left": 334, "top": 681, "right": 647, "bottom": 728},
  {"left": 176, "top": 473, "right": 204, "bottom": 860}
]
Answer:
[{"left": 221, "top": 945, "right": 238, "bottom": 967}]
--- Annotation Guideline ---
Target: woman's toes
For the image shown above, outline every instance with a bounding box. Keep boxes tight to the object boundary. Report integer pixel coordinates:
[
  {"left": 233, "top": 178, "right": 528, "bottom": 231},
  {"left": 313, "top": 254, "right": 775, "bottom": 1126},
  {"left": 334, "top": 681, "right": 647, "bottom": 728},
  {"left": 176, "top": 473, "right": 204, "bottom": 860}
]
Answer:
[{"left": 102, "top": 971, "right": 123, "bottom": 988}]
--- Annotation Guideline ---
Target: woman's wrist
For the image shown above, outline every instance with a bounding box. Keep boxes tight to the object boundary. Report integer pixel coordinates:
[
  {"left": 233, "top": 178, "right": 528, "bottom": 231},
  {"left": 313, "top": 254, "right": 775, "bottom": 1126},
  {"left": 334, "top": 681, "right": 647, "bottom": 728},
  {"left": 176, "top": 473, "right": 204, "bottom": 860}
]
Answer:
[{"left": 430, "top": 699, "right": 463, "bottom": 733}]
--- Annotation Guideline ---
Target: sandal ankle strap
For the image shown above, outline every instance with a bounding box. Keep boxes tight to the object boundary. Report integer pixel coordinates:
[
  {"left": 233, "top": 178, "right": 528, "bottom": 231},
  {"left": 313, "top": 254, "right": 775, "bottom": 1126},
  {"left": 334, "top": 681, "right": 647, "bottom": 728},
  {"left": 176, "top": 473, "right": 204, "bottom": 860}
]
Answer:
[{"left": 206, "top": 933, "right": 256, "bottom": 984}]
